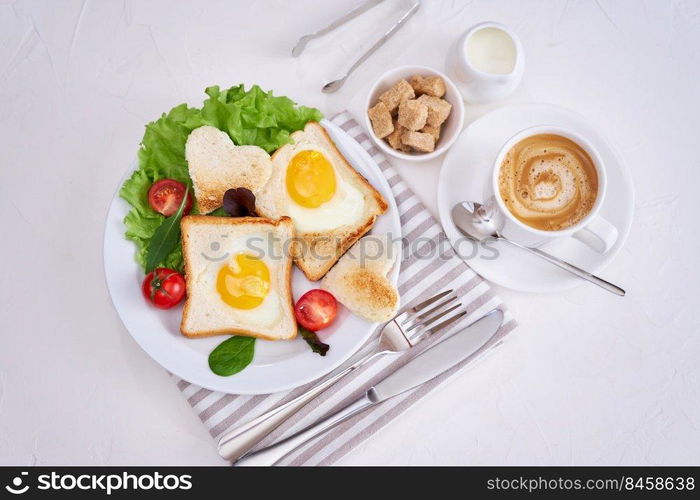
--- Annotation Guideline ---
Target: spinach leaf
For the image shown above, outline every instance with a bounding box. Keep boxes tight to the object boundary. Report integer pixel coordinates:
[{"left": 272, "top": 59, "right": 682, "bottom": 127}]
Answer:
[
  {"left": 299, "top": 326, "right": 329, "bottom": 356},
  {"left": 208, "top": 206, "right": 229, "bottom": 217},
  {"left": 144, "top": 185, "right": 189, "bottom": 272},
  {"left": 208, "top": 336, "right": 256, "bottom": 376}
]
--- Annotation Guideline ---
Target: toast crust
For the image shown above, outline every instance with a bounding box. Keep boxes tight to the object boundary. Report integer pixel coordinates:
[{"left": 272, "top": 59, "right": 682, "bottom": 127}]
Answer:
[
  {"left": 179, "top": 215, "right": 296, "bottom": 340},
  {"left": 265, "top": 122, "right": 388, "bottom": 281},
  {"left": 295, "top": 214, "right": 379, "bottom": 281}
]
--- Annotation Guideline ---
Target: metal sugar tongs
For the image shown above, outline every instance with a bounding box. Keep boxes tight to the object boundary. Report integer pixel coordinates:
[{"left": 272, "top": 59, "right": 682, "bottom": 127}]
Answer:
[{"left": 292, "top": 0, "right": 421, "bottom": 93}]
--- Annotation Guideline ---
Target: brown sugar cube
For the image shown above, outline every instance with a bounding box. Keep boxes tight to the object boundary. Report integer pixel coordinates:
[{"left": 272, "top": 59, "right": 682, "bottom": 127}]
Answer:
[
  {"left": 401, "top": 130, "right": 435, "bottom": 153},
  {"left": 409, "top": 75, "right": 446, "bottom": 97},
  {"left": 385, "top": 120, "right": 411, "bottom": 152},
  {"left": 397, "top": 99, "right": 428, "bottom": 131},
  {"left": 420, "top": 124, "right": 441, "bottom": 142},
  {"left": 377, "top": 79, "right": 415, "bottom": 114},
  {"left": 367, "top": 101, "right": 394, "bottom": 139},
  {"left": 416, "top": 94, "right": 452, "bottom": 127},
  {"left": 385, "top": 120, "right": 404, "bottom": 149}
]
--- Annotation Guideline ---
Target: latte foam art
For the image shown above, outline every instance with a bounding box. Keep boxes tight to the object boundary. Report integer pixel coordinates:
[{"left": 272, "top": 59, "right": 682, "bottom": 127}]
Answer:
[{"left": 497, "top": 134, "right": 598, "bottom": 231}]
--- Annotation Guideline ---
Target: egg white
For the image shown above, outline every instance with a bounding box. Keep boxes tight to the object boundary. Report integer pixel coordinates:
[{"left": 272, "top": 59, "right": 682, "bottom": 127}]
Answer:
[{"left": 284, "top": 145, "right": 365, "bottom": 233}]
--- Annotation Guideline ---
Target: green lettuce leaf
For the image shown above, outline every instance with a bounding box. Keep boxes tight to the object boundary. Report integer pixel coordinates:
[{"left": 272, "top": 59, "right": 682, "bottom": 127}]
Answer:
[
  {"left": 201, "top": 85, "right": 323, "bottom": 153},
  {"left": 120, "top": 85, "right": 322, "bottom": 272}
]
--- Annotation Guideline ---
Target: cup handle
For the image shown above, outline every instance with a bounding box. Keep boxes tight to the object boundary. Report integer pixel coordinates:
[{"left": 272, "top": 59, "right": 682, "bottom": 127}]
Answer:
[{"left": 572, "top": 215, "right": 618, "bottom": 254}]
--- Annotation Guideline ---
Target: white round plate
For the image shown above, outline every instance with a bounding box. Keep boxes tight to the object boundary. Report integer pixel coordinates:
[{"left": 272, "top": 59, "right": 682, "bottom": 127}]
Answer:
[
  {"left": 103, "top": 119, "right": 400, "bottom": 394},
  {"left": 437, "top": 103, "right": 634, "bottom": 293}
]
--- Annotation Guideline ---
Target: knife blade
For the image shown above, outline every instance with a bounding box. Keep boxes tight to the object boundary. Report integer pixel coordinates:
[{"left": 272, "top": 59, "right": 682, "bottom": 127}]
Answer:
[{"left": 367, "top": 308, "right": 503, "bottom": 403}]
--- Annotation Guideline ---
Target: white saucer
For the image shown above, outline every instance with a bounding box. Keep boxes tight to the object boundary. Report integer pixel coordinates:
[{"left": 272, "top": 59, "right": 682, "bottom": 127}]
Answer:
[{"left": 437, "top": 103, "right": 634, "bottom": 293}]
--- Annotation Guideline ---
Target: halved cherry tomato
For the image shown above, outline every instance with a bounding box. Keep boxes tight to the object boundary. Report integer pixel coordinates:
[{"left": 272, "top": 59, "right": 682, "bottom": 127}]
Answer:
[
  {"left": 142, "top": 268, "right": 186, "bottom": 309},
  {"left": 148, "top": 179, "right": 192, "bottom": 216},
  {"left": 294, "top": 289, "right": 338, "bottom": 331}
]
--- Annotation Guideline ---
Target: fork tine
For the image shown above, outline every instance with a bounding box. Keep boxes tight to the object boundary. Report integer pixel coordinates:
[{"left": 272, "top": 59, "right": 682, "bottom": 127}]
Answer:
[
  {"left": 410, "top": 288, "right": 452, "bottom": 312},
  {"left": 407, "top": 302, "right": 461, "bottom": 336},
  {"left": 399, "top": 291, "right": 457, "bottom": 327},
  {"left": 426, "top": 309, "right": 467, "bottom": 335},
  {"left": 394, "top": 289, "right": 452, "bottom": 323},
  {"left": 409, "top": 310, "right": 467, "bottom": 346},
  {"left": 404, "top": 292, "right": 458, "bottom": 328}
]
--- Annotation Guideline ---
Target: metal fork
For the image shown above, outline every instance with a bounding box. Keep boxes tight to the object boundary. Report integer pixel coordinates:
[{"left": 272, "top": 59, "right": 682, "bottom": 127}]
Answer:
[{"left": 217, "top": 289, "right": 465, "bottom": 462}]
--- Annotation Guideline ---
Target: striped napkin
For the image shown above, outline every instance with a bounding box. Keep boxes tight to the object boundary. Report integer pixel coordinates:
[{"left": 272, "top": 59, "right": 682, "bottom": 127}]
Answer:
[{"left": 173, "top": 112, "right": 516, "bottom": 465}]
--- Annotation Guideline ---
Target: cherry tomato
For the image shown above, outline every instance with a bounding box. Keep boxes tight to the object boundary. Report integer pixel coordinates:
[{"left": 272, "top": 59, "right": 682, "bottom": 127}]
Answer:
[
  {"left": 294, "top": 289, "right": 338, "bottom": 331},
  {"left": 142, "top": 268, "right": 186, "bottom": 309},
  {"left": 148, "top": 179, "right": 192, "bottom": 216}
]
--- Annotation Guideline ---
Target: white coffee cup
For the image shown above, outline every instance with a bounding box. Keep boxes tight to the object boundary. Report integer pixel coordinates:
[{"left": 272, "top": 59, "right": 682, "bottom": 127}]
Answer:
[
  {"left": 446, "top": 22, "right": 524, "bottom": 104},
  {"left": 491, "top": 125, "right": 618, "bottom": 253}
]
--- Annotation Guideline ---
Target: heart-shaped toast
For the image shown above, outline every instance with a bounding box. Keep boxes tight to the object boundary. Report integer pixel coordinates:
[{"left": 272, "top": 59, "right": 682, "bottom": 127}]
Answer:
[
  {"left": 185, "top": 126, "right": 273, "bottom": 214},
  {"left": 322, "top": 236, "right": 398, "bottom": 322}
]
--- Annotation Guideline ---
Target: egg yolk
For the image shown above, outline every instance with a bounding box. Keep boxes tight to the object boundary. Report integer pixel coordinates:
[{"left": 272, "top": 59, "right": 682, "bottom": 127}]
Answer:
[
  {"left": 286, "top": 150, "right": 337, "bottom": 208},
  {"left": 216, "top": 253, "right": 270, "bottom": 309}
]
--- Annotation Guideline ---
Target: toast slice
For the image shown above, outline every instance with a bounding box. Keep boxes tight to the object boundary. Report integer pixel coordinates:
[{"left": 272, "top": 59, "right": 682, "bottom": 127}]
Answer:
[
  {"left": 255, "top": 122, "right": 388, "bottom": 281},
  {"left": 180, "top": 215, "right": 296, "bottom": 340},
  {"left": 185, "top": 126, "right": 273, "bottom": 214},
  {"left": 322, "top": 235, "right": 399, "bottom": 322}
]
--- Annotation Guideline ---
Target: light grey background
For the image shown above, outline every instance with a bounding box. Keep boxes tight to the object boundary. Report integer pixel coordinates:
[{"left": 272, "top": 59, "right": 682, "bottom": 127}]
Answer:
[{"left": 1, "top": 0, "right": 698, "bottom": 464}]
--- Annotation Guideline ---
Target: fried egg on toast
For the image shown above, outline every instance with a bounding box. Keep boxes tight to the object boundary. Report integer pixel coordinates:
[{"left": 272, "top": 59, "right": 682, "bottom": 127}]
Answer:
[
  {"left": 255, "top": 122, "right": 388, "bottom": 281},
  {"left": 180, "top": 216, "right": 296, "bottom": 340}
]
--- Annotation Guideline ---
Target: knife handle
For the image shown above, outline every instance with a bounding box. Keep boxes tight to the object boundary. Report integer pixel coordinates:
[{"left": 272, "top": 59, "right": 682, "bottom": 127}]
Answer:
[
  {"left": 234, "top": 394, "right": 374, "bottom": 466},
  {"left": 218, "top": 363, "right": 355, "bottom": 462},
  {"left": 218, "top": 337, "right": 389, "bottom": 462}
]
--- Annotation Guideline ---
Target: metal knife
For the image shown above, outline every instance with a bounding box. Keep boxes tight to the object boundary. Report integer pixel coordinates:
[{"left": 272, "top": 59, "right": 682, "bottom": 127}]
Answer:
[{"left": 235, "top": 308, "right": 504, "bottom": 466}]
